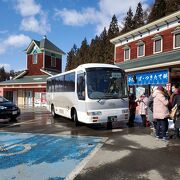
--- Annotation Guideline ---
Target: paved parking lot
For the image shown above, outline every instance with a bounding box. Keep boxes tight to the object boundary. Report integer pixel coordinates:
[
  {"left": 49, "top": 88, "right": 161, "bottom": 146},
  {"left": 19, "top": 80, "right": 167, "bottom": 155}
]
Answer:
[
  {"left": 0, "top": 107, "right": 180, "bottom": 180},
  {"left": 0, "top": 132, "right": 103, "bottom": 180}
]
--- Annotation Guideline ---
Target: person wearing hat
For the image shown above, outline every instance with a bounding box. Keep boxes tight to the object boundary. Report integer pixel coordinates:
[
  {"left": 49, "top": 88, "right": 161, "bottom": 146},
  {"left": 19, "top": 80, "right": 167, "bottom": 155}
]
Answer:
[{"left": 152, "top": 85, "right": 169, "bottom": 141}]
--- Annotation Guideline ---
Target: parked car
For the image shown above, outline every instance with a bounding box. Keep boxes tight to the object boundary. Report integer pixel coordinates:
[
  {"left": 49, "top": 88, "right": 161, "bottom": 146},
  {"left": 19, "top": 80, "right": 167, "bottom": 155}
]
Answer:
[{"left": 0, "top": 96, "right": 20, "bottom": 121}]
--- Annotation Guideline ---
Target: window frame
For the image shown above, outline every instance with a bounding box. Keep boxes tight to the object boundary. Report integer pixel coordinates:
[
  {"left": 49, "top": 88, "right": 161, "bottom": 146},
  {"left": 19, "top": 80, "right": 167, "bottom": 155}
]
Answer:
[
  {"left": 137, "top": 42, "right": 145, "bottom": 58},
  {"left": 153, "top": 35, "right": 163, "bottom": 54},
  {"left": 77, "top": 73, "right": 85, "bottom": 100},
  {"left": 124, "top": 46, "right": 130, "bottom": 61},
  {"left": 51, "top": 56, "right": 56, "bottom": 67},
  {"left": 32, "top": 53, "right": 37, "bottom": 64},
  {"left": 173, "top": 32, "right": 180, "bottom": 49}
]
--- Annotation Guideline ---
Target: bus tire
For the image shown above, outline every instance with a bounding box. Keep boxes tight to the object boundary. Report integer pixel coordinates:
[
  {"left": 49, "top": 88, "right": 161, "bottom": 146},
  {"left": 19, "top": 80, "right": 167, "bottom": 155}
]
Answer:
[
  {"left": 72, "top": 110, "right": 79, "bottom": 127},
  {"left": 51, "top": 105, "right": 57, "bottom": 118}
]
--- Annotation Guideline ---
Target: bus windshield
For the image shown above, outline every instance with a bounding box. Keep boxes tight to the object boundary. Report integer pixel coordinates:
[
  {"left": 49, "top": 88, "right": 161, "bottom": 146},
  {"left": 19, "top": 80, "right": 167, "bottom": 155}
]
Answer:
[{"left": 86, "top": 67, "right": 128, "bottom": 100}]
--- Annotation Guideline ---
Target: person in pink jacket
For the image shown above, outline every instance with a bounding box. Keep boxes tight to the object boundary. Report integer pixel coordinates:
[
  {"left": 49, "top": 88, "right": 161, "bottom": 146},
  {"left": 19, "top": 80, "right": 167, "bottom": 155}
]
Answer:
[
  {"left": 152, "top": 85, "right": 169, "bottom": 140},
  {"left": 136, "top": 93, "right": 148, "bottom": 127}
]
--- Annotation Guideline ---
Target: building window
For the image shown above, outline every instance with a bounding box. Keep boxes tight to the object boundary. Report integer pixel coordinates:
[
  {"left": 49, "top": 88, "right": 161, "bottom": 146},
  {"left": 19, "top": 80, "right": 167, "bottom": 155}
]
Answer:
[
  {"left": 172, "top": 27, "right": 180, "bottom": 49},
  {"left": 153, "top": 34, "right": 162, "bottom": 54},
  {"left": 124, "top": 45, "right": 130, "bottom": 60},
  {"left": 175, "top": 33, "right": 180, "bottom": 48},
  {"left": 137, "top": 40, "right": 145, "bottom": 57},
  {"left": 154, "top": 39, "right": 162, "bottom": 52},
  {"left": 33, "top": 53, "right": 37, "bottom": 64},
  {"left": 51, "top": 56, "right": 56, "bottom": 67}
]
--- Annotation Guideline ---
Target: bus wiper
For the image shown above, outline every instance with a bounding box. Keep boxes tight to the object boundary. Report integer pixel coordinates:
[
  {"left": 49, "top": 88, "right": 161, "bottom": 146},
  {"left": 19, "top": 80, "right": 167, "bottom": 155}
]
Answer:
[
  {"left": 97, "top": 98, "right": 102, "bottom": 103},
  {"left": 97, "top": 94, "right": 111, "bottom": 103},
  {"left": 97, "top": 94, "right": 126, "bottom": 103}
]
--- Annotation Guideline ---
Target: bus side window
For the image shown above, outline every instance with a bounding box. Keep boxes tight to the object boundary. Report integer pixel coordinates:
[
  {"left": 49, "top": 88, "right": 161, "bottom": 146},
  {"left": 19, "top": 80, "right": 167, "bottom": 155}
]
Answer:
[{"left": 77, "top": 74, "right": 85, "bottom": 100}]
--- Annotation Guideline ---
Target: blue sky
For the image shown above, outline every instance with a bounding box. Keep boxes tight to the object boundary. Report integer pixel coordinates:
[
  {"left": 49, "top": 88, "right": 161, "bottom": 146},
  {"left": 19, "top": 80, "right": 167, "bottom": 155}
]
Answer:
[{"left": 0, "top": 0, "right": 153, "bottom": 72}]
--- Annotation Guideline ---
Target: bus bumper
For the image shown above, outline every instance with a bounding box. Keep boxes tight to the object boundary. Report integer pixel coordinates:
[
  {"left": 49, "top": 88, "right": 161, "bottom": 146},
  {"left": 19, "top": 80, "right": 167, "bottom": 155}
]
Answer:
[{"left": 80, "top": 108, "right": 129, "bottom": 124}]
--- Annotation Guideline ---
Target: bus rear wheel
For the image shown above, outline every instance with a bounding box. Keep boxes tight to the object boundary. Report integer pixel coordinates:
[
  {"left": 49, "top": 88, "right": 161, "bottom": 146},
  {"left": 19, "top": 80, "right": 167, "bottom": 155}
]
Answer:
[
  {"left": 51, "top": 105, "right": 57, "bottom": 118},
  {"left": 72, "top": 110, "right": 79, "bottom": 127}
]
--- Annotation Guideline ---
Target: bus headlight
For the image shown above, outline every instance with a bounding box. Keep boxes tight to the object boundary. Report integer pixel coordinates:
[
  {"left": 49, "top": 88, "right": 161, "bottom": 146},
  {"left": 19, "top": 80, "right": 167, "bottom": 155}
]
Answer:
[{"left": 87, "top": 111, "right": 102, "bottom": 116}]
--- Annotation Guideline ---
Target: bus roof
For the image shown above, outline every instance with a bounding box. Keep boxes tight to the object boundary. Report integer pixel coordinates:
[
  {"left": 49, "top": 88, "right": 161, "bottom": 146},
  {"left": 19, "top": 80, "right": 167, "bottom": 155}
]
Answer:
[
  {"left": 47, "top": 63, "right": 121, "bottom": 79},
  {"left": 76, "top": 63, "right": 120, "bottom": 69}
]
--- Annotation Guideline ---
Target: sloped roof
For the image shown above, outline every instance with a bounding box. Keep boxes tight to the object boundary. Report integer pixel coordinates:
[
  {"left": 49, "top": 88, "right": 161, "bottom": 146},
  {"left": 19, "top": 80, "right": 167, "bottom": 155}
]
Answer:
[
  {"left": 110, "top": 10, "right": 180, "bottom": 44},
  {"left": 33, "top": 40, "right": 40, "bottom": 47},
  {"left": 0, "top": 75, "right": 49, "bottom": 85},
  {"left": 12, "top": 68, "right": 58, "bottom": 81},
  {"left": 25, "top": 37, "right": 65, "bottom": 55},
  {"left": 40, "top": 37, "right": 65, "bottom": 54},
  {"left": 40, "top": 68, "right": 60, "bottom": 76},
  {"left": 13, "top": 70, "right": 28, "bottom": 79}
]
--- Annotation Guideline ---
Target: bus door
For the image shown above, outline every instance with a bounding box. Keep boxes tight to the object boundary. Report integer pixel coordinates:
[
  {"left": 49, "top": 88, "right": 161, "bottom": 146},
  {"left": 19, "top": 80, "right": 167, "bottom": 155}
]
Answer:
[{"left": 77, "top": 73, "right": 87, "bottom": 119}]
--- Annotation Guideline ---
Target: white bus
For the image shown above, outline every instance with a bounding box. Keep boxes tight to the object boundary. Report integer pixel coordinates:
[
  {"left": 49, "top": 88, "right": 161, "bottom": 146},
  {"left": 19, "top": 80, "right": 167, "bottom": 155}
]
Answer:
[{"left": 46, "top": 63, "right": 129, "bottom": 126}]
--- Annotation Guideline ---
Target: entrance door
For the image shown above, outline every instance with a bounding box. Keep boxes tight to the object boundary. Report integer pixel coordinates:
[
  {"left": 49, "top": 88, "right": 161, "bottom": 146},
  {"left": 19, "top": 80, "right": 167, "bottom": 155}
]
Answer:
[
  {"left": 24, "top": 91, "right": 33, "bottom": 106},
  {"left": 13, "top": 91, "right": 17, "bottom": 105}
]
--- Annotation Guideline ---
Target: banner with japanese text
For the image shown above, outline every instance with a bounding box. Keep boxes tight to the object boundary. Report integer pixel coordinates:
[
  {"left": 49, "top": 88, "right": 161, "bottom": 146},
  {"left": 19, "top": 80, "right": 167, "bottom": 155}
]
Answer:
[{"left": 128, "top": 69, "right": 168, "bottom": 85}]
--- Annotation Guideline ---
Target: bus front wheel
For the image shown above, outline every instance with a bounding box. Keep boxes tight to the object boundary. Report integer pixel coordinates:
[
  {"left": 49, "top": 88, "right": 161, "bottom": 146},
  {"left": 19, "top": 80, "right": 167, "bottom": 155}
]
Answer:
[
  {"left": 72, "top": 110, "right": 79, "bottom": 127},
  {"left": 51, "top": 105, "right": 57, "bottom": 118}
]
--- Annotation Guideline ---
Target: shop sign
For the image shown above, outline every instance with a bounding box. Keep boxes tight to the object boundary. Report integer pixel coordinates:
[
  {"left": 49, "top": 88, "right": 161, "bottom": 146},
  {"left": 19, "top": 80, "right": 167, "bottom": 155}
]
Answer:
[{"left": 128, "top": 69, "right": 168, "bottom": 85}]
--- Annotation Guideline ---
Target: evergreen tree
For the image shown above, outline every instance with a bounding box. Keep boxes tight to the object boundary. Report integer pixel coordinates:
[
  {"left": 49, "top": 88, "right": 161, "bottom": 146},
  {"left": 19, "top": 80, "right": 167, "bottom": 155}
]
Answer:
[
  {"left": 65, "top": 44, "right": 78, "bottom": 71},
  {"left": 90, "top": 35, "right": 102, "bottom": 63},
  {"left": 105, "top": 15, "right": 120, "bottom": 64},
  {"left": 121, "top": 7, "right": 134, "bottom": 33},
  {"left": 108, "top": 15, "right": 119, "bottom": 39},
  {"left": 148, "top": 0, "right": 166, "bottom": 23},
  {"left": 98, "top": 28, "right": 108, "bottom": 63},
  {"left": 78, "top": 38, "right": 89, "bottom": 65},
  {"left": 133, "top": 2, "right": 145, "bottom": 29},
  {"left": 165, "top": 0, "right": 180, "bottom": 15},
  {"left": 65, "top": 49, "right": 74, "bottom": 71},
  {"left": 89, "top": 38, "right": 97, "bottom": 63},
  {"left": 0, "top": 67, "right": 8, "bottom": 82}
]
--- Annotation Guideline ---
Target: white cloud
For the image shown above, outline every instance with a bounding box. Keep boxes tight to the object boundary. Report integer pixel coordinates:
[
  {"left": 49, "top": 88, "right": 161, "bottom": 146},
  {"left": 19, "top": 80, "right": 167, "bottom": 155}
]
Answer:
[
  {"left": 55, "top": 7, "right": 99, "bottom": 26},
  {"left": 15, "top": 0, "right": 50, "bottom": 35},
  {"left": 0, "top": 34, "right": 31, "bottom": 55},
  {"left": 99, "top": 0, "right": 148, "bottom": 16},
  {"left": 6, "top": 34, "right": 31, "bottom": 47},
  {"left": 55, "top": 0, "right": 149, "bottom": 35},
  {"left": 20, "top": 13, "right": 50, "bottom": 35},
  {"left": 16, "top": 0, "right": 41, "bottom": 17}
]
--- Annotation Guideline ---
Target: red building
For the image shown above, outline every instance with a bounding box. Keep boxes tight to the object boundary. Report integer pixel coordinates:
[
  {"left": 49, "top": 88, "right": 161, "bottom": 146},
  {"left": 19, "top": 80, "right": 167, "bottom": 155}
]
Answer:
[
  {"left": 110, "top": 11, "right": 180, "bottom": 96},
  {"left": 0, "top": 36, "right": 65, "bottom": 106}
]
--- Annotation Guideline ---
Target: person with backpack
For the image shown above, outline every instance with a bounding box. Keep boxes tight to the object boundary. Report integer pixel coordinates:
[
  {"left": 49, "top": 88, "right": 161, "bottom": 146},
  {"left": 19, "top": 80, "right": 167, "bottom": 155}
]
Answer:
[{"left": 170, "top": 84, "right": 180, "bottom": 138}]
